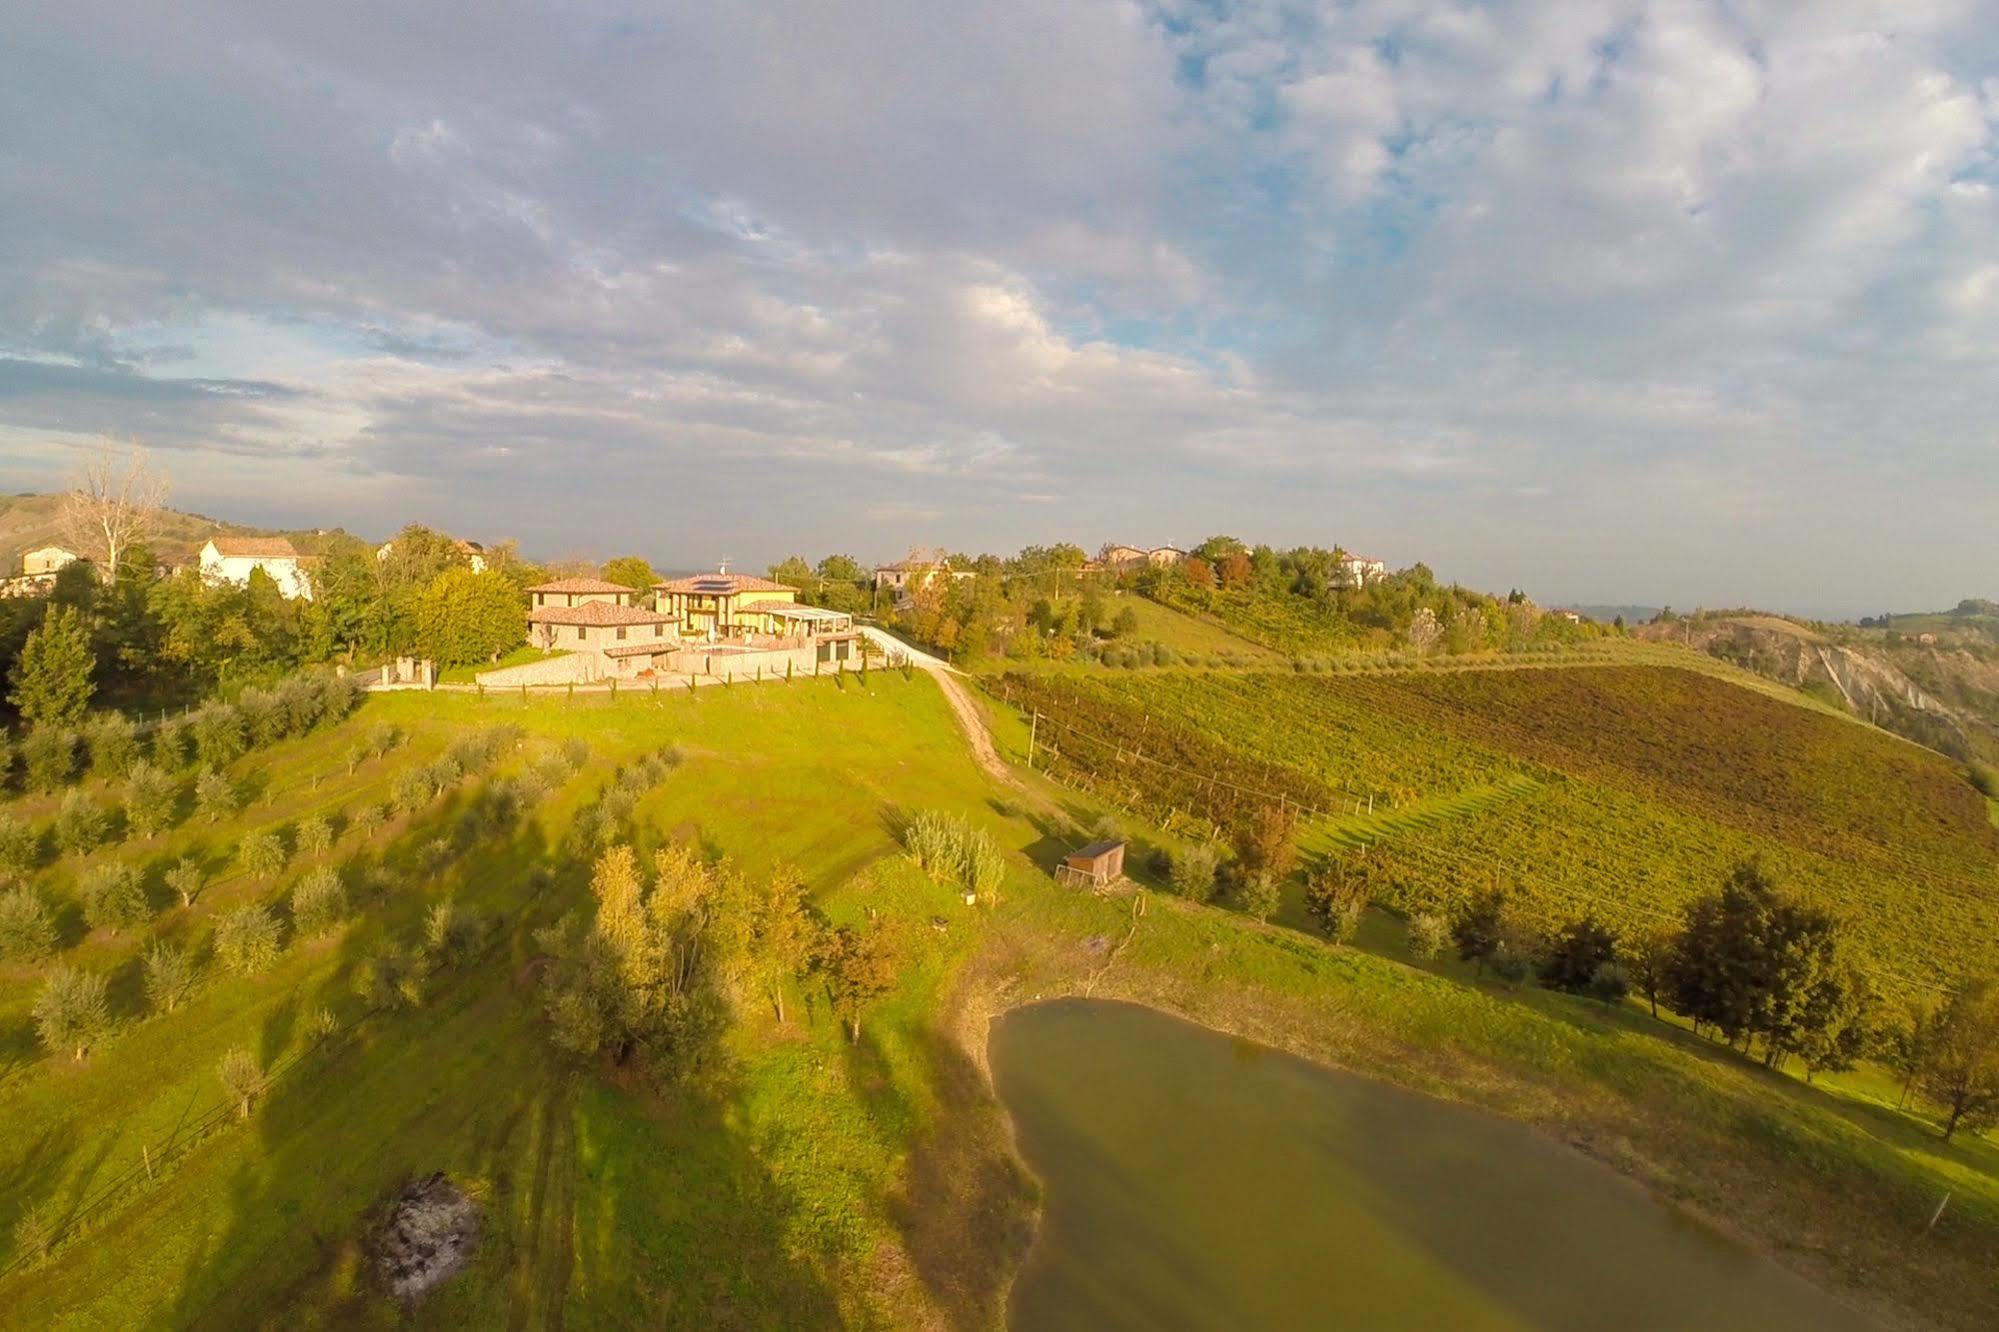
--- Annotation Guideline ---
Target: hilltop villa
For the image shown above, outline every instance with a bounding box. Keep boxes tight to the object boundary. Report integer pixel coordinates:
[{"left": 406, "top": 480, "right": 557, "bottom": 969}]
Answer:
[
  {"left": 524, "top": 577, "right": 678, "bottom": 673},
  {"left": 200, "top": 536, "right": 313, "bottom": 600},
  {"left": 480, "top": 567, "right": 860, "bottom": 688},
  {"left": 1337, "top": 553, "right": 1388, "bottom": 586}
]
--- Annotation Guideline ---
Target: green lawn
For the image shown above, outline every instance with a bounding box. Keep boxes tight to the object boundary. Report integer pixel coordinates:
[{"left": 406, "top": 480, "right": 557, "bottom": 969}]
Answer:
[{"left": 0, "top": 670, "right": 1995, "bottom": 1327}]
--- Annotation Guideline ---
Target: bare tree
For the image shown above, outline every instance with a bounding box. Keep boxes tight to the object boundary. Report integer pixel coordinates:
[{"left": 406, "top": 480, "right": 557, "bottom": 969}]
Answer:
[{"left": 60, "top": 442, "right": 168, "bottom": 578}]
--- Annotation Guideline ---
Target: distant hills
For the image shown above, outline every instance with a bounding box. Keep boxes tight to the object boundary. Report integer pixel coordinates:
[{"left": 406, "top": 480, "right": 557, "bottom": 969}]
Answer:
[
  {"left": 1565, "top": 604, "right": 1663, "bottom": 625},
  {"left": 1636, "top": 608, "right": 1999, "bottom": 766},
  {"left": 0, "top": 492, "right": 332, "bottom": 573}
]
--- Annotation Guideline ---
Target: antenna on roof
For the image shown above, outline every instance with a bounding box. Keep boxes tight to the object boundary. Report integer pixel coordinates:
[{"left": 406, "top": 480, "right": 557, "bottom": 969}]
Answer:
[{"left": 717, "top": 556, "right": 732, "bottom": 574}]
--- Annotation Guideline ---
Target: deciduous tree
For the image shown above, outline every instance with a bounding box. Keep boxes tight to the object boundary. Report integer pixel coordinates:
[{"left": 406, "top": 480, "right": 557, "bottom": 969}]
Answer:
[
  {"left": 1917, "top": 978, "right": 1999, "bottom": 1142},
  {"left": 59, "top": 442, "right": 166, "bottom": 578}
]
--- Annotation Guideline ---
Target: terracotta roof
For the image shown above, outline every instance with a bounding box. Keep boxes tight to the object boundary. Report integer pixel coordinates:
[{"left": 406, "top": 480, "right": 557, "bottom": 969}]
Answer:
[
  {"left": 527, "top": 602, "right": 674, "bottom": 627},
  {"left": 653, "top": 572, "right": 794, "bottom": 595},
  {"left": 207, "top": 536, "right": 300, "bottom": 560},
  {"left": 527, "top": 577, "right": 632, "bottom": 595}
]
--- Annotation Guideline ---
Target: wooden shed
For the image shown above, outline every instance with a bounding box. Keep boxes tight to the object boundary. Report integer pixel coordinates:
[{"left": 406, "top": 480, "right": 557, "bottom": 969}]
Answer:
[{"left": 1056, "top": 839, "right": 1126, "bottom": 889}]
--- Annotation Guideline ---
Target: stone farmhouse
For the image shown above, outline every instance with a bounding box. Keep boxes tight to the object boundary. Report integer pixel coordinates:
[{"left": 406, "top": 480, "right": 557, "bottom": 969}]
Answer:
[
  {"left": 200, "top": 536, "right": 314, "bottom": 600},
  {"left": 0, "top": 544, "right": 83, "bottom": 599}
]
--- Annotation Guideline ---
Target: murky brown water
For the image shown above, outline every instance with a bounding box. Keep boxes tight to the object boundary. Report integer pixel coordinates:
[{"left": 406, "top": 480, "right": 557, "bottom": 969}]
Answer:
[{"left": 992, "top": 999, "right": 1877, "bottom": 1331}]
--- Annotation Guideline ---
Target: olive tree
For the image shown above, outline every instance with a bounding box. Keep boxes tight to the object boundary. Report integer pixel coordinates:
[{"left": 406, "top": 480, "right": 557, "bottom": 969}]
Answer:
[
  {"left": 143, "top": 943, "right": 198, "bottom": 1014},
  {"left": 218, "top": 1048, "right": 266, "bottom": 1119},
  {"left": 0, "top": 887, "right": 57, "bottom": 961},
  {"left": 291, "top": 866, "right": 348, "bottom": 937},
  {"left": 213, "top": 905, "right": 283, "bottom": 976},
  {"left": 79, "top": 862, "right": 147, "bottom": 934},
  {"left": 33, "top": 965, "right": 110, "bottom": 1060},
  {"left": 53, "top": 790, "right": 109, "bottom": 857},
  {"left": 194, "top": 768, "right": 238, "bottom": 824},
  {"left": 123, "top": 760, "right": 179, "bottom": 839}
]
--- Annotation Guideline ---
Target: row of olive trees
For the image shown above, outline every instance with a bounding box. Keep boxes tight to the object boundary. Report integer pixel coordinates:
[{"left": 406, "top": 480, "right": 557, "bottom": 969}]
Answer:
[{"left": 0, "top": 669, "right": 363, "bottom": 792}]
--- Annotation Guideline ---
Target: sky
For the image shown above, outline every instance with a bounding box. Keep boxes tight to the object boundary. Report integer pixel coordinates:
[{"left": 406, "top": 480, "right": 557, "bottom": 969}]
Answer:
[{"left": 1, "top": 2, "right": 1995, "bottom": 617}]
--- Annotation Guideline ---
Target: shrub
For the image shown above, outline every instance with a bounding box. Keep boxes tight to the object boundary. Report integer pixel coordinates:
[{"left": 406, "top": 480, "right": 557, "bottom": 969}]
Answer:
[
  {"left": 1235, "top": 871, "right": 1282, "bottom": 922},
  {"left": 0, "top": 813, "right": 40, "bottom": 876},
  {"left": 0, "top": 886, "right": 57, "bottom": 961},
  {"left": 164, "top": 857, "right": 204, "bottom": 907},
  {"left": 238, "top": 829, "right": 286, "bottom": 879},
  {"left": 291, "top": 866, "right": 348, "bottom": 937},
  {"left": 22, "top": 728, "right": 78, "bottom": 792},
  {"left": 33, "top": 965, "right": 110, "bottom": 1059},
  {"left": 304, "top": 1005, "right": 339, "bottom": 1041},
  {"left": 123, "top": 760, "right": 179, "bottom": 839},
  {"left": 79, "top": 862, "right": 148, "bottom": 934},
  {"left": 143, "top": 942, "right": 198, "bottom": 1014},
  {"left": 191, "top": 704, "right": 245, "bottom": 768},
  {"left": 53, "top": 790, "right": 109, "bottom": 857},
  {"left": 1231, "top": 868, "right": 1279, "bottom": 920},
  {"left": 1406, "top": 912, "right": 1448, "bottom": 960},
  {"left": 1971, "top": 764, "right": 1999, "bottom": 799},
  {"left": 214, "top": 905, "right": 283, "bottom": 976},
  {"left": 194, "top": 768, "right": 239, "bottom": 823},
  {"left": 218, "top": 1047, "right": 265, "bottom": 1119},
  {"left": 0, "top": 734, "right": 12, "bottom": 790},
  {"left": 84, "top": 713, "right": 139, "bottom": 780},
  {"left": 1303, "top": 868, "right": 1369, "bottom": 944},
  {"left": 1170, "top": 845, "right": 1219, "bottom": 903},
  {"left": 294, "top": 815, "right": 333, "bottom": 860},
  {"left": 366, "top": 722, "right": 400, "bottom": 759},
  {"left": 904, "top": 811, "right": 964, "bottom": 884}
]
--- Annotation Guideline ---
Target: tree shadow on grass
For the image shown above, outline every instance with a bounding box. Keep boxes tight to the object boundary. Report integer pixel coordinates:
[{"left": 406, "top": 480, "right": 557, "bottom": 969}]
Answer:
[
  {"left": 158, "top": 781, "right": 841, "bottom": 1327},
  {"left": 880, "top": 1024, "right": 1038, "bottom": 1328}
]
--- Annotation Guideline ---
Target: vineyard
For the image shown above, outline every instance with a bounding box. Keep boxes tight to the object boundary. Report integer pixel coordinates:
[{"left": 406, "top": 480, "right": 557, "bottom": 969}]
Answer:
[{"left": 988, "top": 665, "right": 1999, "bottom": 995}]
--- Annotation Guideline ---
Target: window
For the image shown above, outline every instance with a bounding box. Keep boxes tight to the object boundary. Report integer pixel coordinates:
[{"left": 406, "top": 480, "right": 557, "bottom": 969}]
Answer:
[
  {"left": 616, "top": 626, "right": 627, "bottom": 641},
  {"left": 576, "top": 626, "right": 586, "bottom": 641},
  {"left": 655, "top": 623, "right": 664, "bottom": 637}
]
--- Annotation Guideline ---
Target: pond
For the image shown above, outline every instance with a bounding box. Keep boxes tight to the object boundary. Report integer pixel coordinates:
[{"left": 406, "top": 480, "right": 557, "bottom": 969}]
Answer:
[{"left": 990, "top": 999, "right": 1877, "bottom": 1331}]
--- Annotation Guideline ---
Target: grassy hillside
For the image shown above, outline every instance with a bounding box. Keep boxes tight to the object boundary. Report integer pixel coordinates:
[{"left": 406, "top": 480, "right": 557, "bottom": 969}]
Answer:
[{"left": 1, "top": 669, "right": 1996, "bottom": 1326}]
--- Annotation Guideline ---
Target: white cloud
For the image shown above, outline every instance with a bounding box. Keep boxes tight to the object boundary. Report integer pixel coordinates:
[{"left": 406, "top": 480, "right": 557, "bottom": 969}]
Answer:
[{"left": 0, "top": 1, "right": 1994, "bottom": 612}]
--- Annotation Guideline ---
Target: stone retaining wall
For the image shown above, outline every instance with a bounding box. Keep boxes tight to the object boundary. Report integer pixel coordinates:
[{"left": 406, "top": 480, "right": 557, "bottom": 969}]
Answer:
[{"left": 475, "top": 652, "right": 598, "bottom": 688}]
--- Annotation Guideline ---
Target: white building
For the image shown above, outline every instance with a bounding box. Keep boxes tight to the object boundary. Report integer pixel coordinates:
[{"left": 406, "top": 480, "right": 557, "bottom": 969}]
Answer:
[
  {"left": 1337, "top": 553, "right": 1387, "bottom": 587},
  {"left": 200, "top": 536, "right": 313, "bottom": 600}
]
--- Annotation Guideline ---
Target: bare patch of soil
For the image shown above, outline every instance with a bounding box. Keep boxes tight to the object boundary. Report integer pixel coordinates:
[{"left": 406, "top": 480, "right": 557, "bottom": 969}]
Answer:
[{"left": 368, "top": 1172, "right": 481, "bottom": 1303}]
